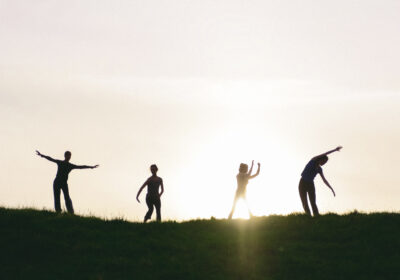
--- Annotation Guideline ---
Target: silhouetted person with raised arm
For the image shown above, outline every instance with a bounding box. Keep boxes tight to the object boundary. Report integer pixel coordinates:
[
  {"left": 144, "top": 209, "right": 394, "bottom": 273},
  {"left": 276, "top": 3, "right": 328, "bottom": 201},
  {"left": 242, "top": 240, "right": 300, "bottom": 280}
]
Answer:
[
  {"left": 228, "top": 160, "right": 261, "bottom": 219},
  {"left": 299, "top": 146, "right": 342, "bottom": 216},
  {"left": 136, "top": 164, "right": 164, "bottom": 222},
  {"left": 36, "top": 150, "right": 99, "bottom": 214}
]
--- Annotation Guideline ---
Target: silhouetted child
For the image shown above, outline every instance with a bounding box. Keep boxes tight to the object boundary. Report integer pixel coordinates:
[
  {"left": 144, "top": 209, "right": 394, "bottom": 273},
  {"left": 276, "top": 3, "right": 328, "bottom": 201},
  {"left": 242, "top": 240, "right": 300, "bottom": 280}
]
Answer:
[
  {"left": 299, "top": 146, "right": 342, "bottom": 216},
  {"left": 36, "top": 150, "right": 99, "bottom": 214},
  {"left": 136, "top": 164, "right": 164, "bottom": 222},
  {"left": 228, "top": 160, "right": 260, "bottom": 219}
]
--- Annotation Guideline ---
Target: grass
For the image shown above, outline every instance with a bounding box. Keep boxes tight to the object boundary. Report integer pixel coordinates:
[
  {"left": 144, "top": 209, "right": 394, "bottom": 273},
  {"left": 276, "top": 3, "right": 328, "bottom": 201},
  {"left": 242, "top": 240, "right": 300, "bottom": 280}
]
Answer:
[{"left": 1, "top": 208, "right": 399, "bottom": 280}]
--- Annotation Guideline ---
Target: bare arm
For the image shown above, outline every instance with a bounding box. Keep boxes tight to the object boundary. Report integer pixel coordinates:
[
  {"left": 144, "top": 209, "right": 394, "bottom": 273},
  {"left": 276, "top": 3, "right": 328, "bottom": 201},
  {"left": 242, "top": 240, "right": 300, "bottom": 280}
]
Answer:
[
  {"left": 159, "top": 179, "right": 164, "bottom": 197},
  {"left": 319, "top": 170, "right": 336, "bottom": 197},
  {"left": 136, "top": 179, "right": 148, "bottom": 203},
  {"left": 248, "top": 160, "right": 254, "bottom": 175},
  {"left": 249, "top": 163, "right": 261, "bottom": 179},
  {"left": 313, "top": 146, "right": 342, "bottom": 160},
  {"left": 36, "top": 150, "right": 58, "bottom": 163},
  {"left": 73, "top": 164, "right": 99, "bottom": 169}
]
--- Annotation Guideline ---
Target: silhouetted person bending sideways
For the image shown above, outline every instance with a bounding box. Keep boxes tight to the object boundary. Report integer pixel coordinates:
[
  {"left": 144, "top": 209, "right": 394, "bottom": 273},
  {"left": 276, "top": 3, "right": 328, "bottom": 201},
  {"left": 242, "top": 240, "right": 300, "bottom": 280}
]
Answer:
[
  {"left": 228, "top": 160, "right": 261, "bottom": 219},
  {"left": 136, "top": 164, "right": 164, "bottom": 222},
  {"left": 299, "top": 146, "right": 342, "bottom": 216},
  {"left": 36, "top": 150, "right": 99, "bottom": 214}
]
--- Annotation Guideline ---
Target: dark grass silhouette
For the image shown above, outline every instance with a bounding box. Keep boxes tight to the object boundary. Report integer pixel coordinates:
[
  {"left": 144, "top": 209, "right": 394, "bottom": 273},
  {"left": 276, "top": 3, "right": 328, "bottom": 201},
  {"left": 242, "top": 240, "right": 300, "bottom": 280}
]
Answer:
[{"left": 1, "top": 208, "right": 400, "bottom": 280}]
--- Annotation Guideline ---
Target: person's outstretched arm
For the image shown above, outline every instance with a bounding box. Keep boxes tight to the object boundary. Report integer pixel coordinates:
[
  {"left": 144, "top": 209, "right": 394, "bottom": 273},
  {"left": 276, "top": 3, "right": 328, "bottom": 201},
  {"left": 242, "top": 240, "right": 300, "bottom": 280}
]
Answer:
[
  {"left": 136, "top": 180, "right": 148, "bottom": 203},
  {"left": 159, "top": 179, "right": 164, "bottom": 197},
  {"left": 313, "top": 146, "right": 343, "bottom": 160},
  {"left": 319, "top": 170, "right": 336, "bottom": 197},
  {"left": 36, "top": 150, "right": 57, "bottom": 163},
  {"left": 248, "top": 160, "right": 254, "bottom": 175},
  {"left": 73, "top": 164, "right": 99, "bottom": 169},
  {"left": 249, "top": 163, "right": 261, "bottom": 179}
]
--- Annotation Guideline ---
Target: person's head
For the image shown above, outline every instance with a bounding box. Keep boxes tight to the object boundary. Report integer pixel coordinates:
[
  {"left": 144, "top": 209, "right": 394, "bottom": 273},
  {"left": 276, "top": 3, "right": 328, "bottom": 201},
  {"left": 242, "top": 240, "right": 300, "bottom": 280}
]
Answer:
[
  {"left": 239, "top": 163, "right": 248, "bottom": 173},
  {"left": 64, "top": 151, "right": 71, "bottom": 162},
  {"left": 317, "top": 155, "right": 328, "bottom": 166},
  {"left": 150, "top": 164, "right": 158, "bottom": 175}
]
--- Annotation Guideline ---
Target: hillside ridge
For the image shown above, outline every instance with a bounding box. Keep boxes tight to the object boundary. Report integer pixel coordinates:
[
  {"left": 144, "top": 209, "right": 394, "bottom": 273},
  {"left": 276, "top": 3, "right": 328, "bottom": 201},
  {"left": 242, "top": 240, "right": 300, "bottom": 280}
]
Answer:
[{"left": 1, "top": 208, "right": 399, "bottom": 280}]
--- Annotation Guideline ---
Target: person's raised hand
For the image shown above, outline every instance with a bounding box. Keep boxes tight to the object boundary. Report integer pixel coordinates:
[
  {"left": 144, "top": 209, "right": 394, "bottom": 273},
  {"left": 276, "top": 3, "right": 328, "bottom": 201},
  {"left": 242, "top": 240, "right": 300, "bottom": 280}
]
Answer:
[
  {"left": 336, "top": 146, "right": 343, "bottom": 152},
  {"left": 36, "top": 150, "right": 42, "bottom": 157}
]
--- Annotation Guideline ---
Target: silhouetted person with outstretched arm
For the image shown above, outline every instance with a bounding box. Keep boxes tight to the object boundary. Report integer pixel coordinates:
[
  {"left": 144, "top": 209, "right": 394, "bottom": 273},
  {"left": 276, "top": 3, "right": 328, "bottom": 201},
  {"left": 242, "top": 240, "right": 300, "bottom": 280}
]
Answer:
[
  {"left": 136, "top": 164, "right": 164, "bottom": 222},
  {"left": 299, "top": 146, "right": 342, "bottom": 216},
  {"left": 228, "top": 160, "right": 261, "bottom": 219},
  {"left": 36, "top": 150, "right": 99, "bottom": 214}
]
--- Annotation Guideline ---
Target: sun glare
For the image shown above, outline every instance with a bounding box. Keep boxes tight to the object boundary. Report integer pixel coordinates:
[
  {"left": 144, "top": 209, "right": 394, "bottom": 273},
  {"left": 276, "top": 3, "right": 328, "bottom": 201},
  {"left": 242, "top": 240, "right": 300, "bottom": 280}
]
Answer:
[
  {"left": 174, "top": 118, "right": 303, "bottom": 220},
  {"left": 231, "top": 199, "right": 251, "bottom": 219}
]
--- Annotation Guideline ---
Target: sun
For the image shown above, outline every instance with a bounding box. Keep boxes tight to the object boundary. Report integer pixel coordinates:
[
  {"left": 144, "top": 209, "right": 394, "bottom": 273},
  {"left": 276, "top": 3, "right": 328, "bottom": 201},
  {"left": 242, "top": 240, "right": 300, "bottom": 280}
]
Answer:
[
  {"left": 174, "top": 120, "right": 302, "bottom": 220},
  {"left": 230, "top": 199, "right": 251, "bottom": 219}
]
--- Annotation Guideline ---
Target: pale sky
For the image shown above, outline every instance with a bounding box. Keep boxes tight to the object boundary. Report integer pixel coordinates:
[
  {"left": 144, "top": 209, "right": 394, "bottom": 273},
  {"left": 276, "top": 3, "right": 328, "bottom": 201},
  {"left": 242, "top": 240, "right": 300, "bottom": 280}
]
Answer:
[{"left": 1, "top": 0, "right": 399, "bottom": 221}]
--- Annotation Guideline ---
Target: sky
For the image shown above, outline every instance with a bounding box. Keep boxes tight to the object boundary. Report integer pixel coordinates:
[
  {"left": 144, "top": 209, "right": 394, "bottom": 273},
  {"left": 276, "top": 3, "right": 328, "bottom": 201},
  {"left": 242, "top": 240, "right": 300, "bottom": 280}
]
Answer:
[{"left": 1, "top": 0, "right": 399, "bottom": 221}]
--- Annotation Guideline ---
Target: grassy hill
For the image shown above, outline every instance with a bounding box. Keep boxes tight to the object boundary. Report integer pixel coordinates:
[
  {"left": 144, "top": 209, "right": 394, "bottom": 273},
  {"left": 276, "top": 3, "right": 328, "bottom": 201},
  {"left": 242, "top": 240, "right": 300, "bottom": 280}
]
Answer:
[{"left": 1, "top": 208, "right": 399, "bottom": 280}]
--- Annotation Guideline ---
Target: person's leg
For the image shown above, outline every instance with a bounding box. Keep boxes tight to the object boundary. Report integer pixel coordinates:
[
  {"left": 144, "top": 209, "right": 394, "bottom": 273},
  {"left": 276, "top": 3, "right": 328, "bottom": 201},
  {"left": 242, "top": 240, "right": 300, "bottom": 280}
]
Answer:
[
  {"left": 154, "top": 197, "right": 161, "bottom": 222},
  {"left": 53, "top": 180, "right": 62, "bottom": 213},
  {"left": 228, "top": 195, "right": 239, "bottom": 219},
  {"left": 61, "top": 183, "right": 74, "bottom": 214},
  {"left": 299, "top": 179, "right": 311, "bottom": 216},
  {"left": 144, "top": 195, "right": 154, "bottom": 222},
  {"left": 243, "top": 197, "right": 254, "bottom": 218},
  {"left": 308, "top": 183, "right": 319, "bottom": 216}
]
